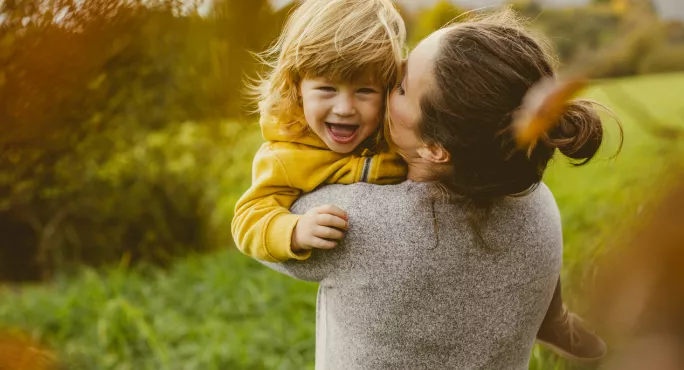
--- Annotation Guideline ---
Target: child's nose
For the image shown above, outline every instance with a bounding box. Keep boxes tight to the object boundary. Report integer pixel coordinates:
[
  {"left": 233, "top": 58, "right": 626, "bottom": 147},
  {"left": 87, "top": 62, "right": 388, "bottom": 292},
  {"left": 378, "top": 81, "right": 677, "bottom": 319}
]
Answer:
[{"left": 332, "top": 94, "right": 356, "bottom": 117}]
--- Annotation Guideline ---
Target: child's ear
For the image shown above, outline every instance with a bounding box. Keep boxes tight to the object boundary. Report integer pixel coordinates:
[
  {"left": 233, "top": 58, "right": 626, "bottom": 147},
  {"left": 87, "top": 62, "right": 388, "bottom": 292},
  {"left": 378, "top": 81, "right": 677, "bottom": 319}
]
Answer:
[{"left": 417, "top": 143, "right": 450, "bottom": 164}]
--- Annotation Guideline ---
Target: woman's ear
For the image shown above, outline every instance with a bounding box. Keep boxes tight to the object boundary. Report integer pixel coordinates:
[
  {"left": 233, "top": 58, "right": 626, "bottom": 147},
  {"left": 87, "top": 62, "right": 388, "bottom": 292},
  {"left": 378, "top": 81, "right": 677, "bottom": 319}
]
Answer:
[{"left": 417, "top": 143, "right": 450, "bottom": 164}]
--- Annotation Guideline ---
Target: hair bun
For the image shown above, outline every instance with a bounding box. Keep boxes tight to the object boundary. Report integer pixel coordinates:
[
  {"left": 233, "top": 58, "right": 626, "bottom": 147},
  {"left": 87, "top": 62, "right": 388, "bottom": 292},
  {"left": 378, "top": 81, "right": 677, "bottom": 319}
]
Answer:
[{"left": 544, "top": 99, "right": 603, "bottom": 164}]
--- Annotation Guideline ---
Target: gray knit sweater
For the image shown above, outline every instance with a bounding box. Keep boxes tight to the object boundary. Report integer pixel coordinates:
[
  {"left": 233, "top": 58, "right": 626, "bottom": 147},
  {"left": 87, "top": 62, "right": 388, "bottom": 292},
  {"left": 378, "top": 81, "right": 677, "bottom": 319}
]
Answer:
[{"left": 262, "top": 181, "right": 562, "bottom": 370}]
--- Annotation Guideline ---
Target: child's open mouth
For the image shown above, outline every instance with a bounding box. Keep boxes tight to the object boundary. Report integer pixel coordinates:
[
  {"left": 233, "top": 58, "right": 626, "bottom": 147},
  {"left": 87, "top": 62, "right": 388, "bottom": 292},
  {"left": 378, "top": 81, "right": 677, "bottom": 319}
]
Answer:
[{"left": 326, "top": 123, "right": 359, "bottom": 144}]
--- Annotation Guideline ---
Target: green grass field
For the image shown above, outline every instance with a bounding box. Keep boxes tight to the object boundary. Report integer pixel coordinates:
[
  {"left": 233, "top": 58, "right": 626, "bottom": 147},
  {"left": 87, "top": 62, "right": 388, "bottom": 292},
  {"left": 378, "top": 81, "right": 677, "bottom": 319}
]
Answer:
[
  {"left": 546, "top": 73, "right": 684, "bottom": 284},
  {"left": 1, "top": 73, "right": 683, "bottom": 370}
]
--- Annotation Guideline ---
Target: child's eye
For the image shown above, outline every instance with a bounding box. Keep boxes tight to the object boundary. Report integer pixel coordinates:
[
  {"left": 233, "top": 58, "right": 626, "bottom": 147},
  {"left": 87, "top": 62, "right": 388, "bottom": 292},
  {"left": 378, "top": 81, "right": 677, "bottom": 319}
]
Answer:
[
  {"left": 357, "top": 88, "right": 377, "bottom": 94},
  {"left": 317, "top": 86, "right": 336, "bottom": 92}
]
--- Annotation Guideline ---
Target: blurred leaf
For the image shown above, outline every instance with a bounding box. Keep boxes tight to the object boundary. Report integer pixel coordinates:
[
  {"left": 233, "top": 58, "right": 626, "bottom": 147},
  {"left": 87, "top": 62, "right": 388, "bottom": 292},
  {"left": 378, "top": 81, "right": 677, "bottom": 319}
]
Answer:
[
  {"left": 0, "top": 331, "right": 57, "bottom": 370},
  {"left": 513, "top": 77, "right": 588, "bottom": 149}
]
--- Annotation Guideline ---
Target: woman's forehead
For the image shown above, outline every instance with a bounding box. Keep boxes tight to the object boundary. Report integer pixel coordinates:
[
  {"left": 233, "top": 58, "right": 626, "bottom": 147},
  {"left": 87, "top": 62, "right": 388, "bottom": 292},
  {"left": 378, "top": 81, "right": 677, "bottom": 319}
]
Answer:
[
  {"left": 405, "top": 29, "right": 445, "bottom": 92},
  {"left": 409, "top": 28, "right": 447, "bottom": 66}
]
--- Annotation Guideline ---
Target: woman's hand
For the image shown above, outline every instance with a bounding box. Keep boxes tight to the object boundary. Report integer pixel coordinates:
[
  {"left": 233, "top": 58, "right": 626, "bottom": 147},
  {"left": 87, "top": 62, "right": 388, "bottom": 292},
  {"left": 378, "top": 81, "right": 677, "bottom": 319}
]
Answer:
[{"left": 292, "top": 205, "right": 348, "bottom": 252}]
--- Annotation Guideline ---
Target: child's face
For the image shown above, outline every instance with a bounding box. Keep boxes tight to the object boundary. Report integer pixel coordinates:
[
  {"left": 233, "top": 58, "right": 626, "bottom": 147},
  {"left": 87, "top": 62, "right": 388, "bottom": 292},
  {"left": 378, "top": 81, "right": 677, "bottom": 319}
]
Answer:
[{"left": 300, "top": 73, "right": 384, "bottom": 153}]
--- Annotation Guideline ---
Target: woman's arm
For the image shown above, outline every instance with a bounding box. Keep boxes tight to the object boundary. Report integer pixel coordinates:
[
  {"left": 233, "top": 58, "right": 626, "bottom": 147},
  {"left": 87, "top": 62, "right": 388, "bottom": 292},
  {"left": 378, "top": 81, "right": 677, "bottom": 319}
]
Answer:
[
  {"left": 255, "top": 182, "right": 371, "bottom": 282},
  {"left": 259, "top": 249, "right": 335, "bottom": 283}
]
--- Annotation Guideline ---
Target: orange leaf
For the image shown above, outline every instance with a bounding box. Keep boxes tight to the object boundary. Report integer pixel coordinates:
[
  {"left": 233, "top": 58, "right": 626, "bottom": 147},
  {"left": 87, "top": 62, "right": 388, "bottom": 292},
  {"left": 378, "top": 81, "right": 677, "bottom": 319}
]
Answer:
[
  {"left": 0, "top": 332, "right": 57, "bottom": 370},
  {"left": 512, "top": 76, "right": 588, "bottom": 149}
]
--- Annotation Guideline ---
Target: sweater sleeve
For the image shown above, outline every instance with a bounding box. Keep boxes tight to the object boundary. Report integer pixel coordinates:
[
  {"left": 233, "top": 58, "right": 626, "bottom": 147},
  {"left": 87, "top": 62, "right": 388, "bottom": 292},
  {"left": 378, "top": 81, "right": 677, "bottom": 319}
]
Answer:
[
  {"left": 257, "top": 183, "right": 374, "bottom": 283},
  {"left": 259, "top": 249, "right": 333, "bottom": 283},
  {"left": 231, "top": 144, "right": 311, "bottom": 262}
]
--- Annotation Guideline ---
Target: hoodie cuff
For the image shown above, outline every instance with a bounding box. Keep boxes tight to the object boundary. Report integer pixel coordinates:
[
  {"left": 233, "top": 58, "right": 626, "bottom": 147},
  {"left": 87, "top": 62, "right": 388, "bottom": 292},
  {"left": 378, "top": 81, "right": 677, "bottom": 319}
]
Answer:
[{"left": 265, "top": 213, "right": 311, "bottom": 261}]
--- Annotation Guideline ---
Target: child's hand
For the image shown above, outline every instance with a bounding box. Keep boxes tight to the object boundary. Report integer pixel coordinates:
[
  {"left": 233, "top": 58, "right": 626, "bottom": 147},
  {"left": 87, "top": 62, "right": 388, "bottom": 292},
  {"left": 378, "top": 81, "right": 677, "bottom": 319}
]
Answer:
[{"left": 292, "top": 205, "right": 348, "bottom": 252}]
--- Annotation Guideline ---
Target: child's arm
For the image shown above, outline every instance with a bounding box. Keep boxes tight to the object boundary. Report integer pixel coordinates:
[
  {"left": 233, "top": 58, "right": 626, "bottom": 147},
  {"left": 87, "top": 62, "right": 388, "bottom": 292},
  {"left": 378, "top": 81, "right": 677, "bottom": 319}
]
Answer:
[{"left": 231, "top": 144, "right": 349, "bottom": 262}]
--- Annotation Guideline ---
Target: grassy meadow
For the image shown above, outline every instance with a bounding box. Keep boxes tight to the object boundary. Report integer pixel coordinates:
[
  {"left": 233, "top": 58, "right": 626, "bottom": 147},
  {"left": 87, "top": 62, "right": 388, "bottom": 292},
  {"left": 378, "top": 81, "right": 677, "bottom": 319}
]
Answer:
[{"left": 1, "top": 73, "right": 683, "bottom": 370}]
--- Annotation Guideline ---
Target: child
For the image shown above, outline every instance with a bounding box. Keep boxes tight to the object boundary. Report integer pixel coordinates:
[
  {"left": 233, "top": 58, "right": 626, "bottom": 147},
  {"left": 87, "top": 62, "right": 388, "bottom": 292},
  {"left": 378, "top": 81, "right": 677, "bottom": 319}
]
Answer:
[
  {"left": 231, "top": 0, "right": 407, "bottom": 262},
  {"left": 232, "top": 0, "right": 605, "bottom": 362}
]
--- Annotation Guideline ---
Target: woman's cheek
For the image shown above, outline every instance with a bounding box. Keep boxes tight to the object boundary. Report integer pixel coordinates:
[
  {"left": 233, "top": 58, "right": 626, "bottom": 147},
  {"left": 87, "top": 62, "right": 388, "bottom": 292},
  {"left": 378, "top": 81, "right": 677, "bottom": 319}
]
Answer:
[
  {"left": 388, "top": 98, "right": 406, "bottom": 129},
  {"left": 388, "top": 94, "right": 398, "bottom": 123}
]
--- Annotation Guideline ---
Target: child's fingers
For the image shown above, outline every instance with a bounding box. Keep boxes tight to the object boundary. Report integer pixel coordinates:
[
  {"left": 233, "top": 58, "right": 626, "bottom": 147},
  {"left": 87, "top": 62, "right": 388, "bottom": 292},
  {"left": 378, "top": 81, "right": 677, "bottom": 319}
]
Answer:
[
  {"left": 316, "top": 213, "right": 348, "bottom": 230},
  {"left": 310, "top": 236, "right": 337, "bottom": 250},
  {"left": 315, "top": 204, "right": 348, "bottom": 220},
  {"left": 313, "top": 225, "right": 345, "bottom": 241}
]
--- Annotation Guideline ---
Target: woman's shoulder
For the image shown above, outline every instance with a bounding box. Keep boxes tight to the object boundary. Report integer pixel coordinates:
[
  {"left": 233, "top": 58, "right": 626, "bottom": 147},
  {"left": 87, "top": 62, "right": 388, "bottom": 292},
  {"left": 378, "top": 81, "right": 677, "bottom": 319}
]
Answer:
[
  {"left": 507, "top": 182, "right": 560, "bottom": 219},
  {"left": 486, "top": 182, "right": 560, "bottom": 230},
  {"left": 291, "top": 181, "right": 424, "bottom": 214},
  {"left": 485, "top": 182, "right": 563, "bottom": 253},
  {"left": 292, "top": 180, "right": 560, "bottom": 227}
]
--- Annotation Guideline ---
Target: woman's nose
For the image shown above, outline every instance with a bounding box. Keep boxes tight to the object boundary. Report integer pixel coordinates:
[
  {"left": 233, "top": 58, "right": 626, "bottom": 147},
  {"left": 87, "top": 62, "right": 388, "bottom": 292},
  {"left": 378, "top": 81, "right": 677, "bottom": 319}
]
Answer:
[{"left": 332, "top": 94, "right": 356, "bottom": 117}]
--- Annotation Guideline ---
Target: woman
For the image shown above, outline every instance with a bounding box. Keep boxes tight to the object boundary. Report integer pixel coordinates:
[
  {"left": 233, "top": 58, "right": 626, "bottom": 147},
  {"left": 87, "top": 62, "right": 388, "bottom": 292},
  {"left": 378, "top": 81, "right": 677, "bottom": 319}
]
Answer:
[{"left": 262, "top": 10, "right": 615, "bottom": 369}]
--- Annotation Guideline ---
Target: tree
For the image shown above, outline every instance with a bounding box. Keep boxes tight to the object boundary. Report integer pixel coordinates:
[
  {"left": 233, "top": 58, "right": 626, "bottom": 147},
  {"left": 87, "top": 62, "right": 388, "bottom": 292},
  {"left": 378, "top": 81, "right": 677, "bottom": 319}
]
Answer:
[{"left": 0, "top": 0, "right": 287, "bottom": 280}]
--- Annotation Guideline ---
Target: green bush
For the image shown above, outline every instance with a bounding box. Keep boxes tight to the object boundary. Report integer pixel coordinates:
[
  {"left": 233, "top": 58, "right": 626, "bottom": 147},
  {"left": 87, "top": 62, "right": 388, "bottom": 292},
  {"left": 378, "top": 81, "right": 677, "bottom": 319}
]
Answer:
[
  {"left": 532, "top": 6, "right": 622, "bottom": 63},
  {"left": 0, "top": 0, "right": 280, "bottom": 279},
  {"left": 639, "top": 44, "right": 684, "bottom": 74},
  {"left": 408, "top": 1, "right": 684, "bottom": 79},
  {"left": 587, "top": 22, "right": 665, "bottom": 78},
  {"left": 0, "top": 119, "right": 262, "bottom": 280}
]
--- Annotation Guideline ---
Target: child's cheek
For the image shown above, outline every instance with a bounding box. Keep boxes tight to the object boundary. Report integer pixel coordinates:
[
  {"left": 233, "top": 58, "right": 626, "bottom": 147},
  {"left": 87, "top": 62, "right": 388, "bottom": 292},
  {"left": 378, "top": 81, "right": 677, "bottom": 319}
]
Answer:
[{"left": 371, "top": 97, "right": 384, "bottom": 121}]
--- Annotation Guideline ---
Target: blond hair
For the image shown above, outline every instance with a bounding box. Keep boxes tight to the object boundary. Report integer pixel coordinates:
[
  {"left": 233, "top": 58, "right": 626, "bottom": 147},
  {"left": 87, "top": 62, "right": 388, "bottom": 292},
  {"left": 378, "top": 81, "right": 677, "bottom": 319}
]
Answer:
[{"left": 253, "top": 0, "right": 406, "bottom": 136}]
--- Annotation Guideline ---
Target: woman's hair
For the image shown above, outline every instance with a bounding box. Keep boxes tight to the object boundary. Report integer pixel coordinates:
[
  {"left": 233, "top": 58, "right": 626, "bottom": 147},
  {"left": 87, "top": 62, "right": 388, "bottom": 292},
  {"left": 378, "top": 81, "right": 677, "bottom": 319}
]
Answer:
[
  {"left": 253, "top": 0, "right": 406, "bottom": 136},
  {"left": 418, "top": 9, "right": 621, "bottom": 201}
]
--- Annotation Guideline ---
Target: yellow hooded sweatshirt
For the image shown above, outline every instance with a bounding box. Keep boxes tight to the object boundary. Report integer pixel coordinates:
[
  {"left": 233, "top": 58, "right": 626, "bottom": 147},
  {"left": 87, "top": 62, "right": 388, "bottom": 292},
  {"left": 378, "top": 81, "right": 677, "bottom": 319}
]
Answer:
[{"left": 231, "top": 119, "right": 407, "bottom": 262}]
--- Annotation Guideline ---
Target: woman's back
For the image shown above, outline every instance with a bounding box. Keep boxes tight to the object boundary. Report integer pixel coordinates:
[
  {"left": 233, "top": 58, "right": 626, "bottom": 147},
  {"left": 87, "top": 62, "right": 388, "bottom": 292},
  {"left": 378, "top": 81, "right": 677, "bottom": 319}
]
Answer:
[{"left": 266, "top": 181, "right": 562, "bottom": 369}]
